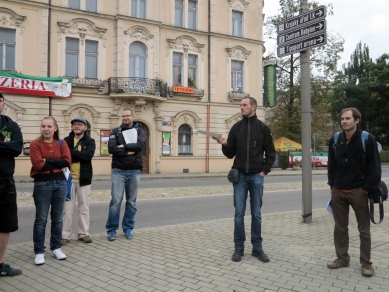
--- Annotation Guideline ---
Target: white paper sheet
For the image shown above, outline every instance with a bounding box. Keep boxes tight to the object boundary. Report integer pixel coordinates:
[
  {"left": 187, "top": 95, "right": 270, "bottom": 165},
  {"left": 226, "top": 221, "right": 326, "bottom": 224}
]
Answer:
[
  {"left": 193, "top": 129, "right": 223, "bottom": 138},
  {"left": 122, "top": 128, "right": 138, "bottom": 144},
  {"left": 326, "top": 199, "right": 333, "bottom": 215}
]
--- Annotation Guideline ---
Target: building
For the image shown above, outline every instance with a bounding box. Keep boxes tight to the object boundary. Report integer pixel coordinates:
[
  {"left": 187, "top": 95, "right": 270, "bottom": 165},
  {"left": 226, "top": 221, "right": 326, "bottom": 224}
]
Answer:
[{"left": 0, "top": 0, "right": 266, "bottom": 175}]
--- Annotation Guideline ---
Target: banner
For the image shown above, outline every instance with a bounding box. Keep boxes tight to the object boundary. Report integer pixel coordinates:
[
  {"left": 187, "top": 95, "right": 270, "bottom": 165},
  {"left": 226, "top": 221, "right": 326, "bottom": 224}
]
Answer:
[
  {"left": 289, "top": 151, "right": 328, "bottom": 167},
  {"left": 0, "top": 71, "right": 72, "bottom": 98}
]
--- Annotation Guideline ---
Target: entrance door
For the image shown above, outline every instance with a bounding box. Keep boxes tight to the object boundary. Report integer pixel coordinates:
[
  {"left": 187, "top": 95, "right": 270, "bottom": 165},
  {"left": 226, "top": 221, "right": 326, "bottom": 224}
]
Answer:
[{"left": 138, "top": 122, "right": 149, "bottom": 174}]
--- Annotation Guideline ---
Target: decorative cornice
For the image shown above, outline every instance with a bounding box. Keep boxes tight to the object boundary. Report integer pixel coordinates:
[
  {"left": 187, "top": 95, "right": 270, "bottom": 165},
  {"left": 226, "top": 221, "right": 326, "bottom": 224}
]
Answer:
[
  {"left": 226, "top": 113, "right": 243, "bottom": 131},
  {"left": 57, "top": 18, "right": 107, "bottom": 45},
  {"left": 167, "top": 35, "right": 205, "bottom": 58},
  {"left": 0, "top": 7, "right": 27, "bottom": 35},
  {"left": 172, "top": 110, "right": 201, "bottom": 129},
  {"left": 227, "top": 0, "right": 250, "bottom": 9},
  {"left": 225, "top": 45, "right": 251, "bottom": 60},
  {"left": 124, "top": 25, "right": 154, "bottom": 42}
]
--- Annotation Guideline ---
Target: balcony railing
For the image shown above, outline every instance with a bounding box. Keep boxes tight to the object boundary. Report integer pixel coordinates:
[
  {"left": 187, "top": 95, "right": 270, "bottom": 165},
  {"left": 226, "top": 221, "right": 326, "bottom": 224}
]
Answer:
[
  {"left": 228, "top": 91, "right": 250, "bottom": 102},
  {"left": 108, "top": 77, "right": 168, "bottom": 97}
]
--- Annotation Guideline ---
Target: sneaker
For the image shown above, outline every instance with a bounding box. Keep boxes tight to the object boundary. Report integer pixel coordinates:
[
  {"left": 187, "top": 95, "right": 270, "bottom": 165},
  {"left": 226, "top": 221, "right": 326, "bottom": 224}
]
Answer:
[
  {"left": 231, "top": 249, "right": 244, "bottom": 262},
  {"left": 61, "top": 239, "right": 69, "bottom": 246},
  {"left": 125, "top": 229, "right": 134, "bottom": 239},
  {"left": 107, "top": 231, "right": 116, "bottom": 241},
  {"left": 79, "top": 236, "right": 92, "bottom": 243},
  {"left": 51, "top": 248, "right": 67, "bottom": 260},
  {"left": 327, "top": 258, "right": 349, "bottom": 269},
  {"left": 34, "top": 254, "right": 45, "bottom": 265},
  {"left": 362, "top": 262, "right": 374, "bottom": 277},
  {"left": 0, "top": 263, "right": 22, "bottom": 276},
  {"left": 252, "top": 249, "right": 270, "bottom": 263}
]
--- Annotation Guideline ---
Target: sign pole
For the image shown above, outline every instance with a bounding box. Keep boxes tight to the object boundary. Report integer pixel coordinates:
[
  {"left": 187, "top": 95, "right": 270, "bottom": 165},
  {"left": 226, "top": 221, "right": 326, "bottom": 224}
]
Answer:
[{"left": 301, "top": 0, "right": 312, "bottom": 223}]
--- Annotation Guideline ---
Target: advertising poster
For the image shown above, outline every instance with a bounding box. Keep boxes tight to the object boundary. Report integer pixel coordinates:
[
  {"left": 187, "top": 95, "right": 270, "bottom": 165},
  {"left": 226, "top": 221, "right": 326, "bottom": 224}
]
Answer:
[{"left": 100, "top": 130, "right": 110, "bottom": 155}]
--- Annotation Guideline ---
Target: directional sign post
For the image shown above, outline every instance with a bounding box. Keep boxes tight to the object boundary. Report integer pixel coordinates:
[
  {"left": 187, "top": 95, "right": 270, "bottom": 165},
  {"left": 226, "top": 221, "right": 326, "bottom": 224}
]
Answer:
[
  {"left": 277, "top": 20, "right": 326, "bottom": 45},
  {"left": 277, "top": 6, "right": 326, "bottom": 33},
  {"left": 277, "top": 33, "right": 326, "bottom": 58}
]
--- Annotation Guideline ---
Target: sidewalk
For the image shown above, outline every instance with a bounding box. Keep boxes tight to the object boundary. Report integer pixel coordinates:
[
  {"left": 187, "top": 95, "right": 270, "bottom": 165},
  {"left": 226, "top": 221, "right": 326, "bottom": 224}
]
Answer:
[{"left": 2, "top": 208, "right": 388, "bottom": 292}]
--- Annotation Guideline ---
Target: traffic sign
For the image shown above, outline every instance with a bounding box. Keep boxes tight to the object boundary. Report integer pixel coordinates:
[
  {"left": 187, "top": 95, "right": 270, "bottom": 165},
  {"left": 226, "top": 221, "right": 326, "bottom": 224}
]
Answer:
[
  {"left": 277, "top": 6, "right": 326, "bottom": 33},
  {"left": 277, "top": 20, "right": 326, "bottom": 45},
  {"left": 277, "top": 33, "right": 327, "bottom": 58}
]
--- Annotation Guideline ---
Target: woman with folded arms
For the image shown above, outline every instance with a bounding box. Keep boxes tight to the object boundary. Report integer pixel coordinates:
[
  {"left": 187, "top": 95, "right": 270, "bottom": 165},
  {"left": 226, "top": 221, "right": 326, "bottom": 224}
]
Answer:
[{"left": 29, "top": 117, "right": 71, "bottom": 265}]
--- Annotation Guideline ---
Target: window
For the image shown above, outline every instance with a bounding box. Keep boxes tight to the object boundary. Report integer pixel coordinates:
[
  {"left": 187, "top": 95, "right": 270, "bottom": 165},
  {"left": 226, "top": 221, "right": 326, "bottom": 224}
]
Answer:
[
  {"left": 178, "top": 124, "right": 192, "bottom": 155},
  {"left": 86, "top": 0, "right": 97, "bottom": 12},
  {"left": 65, "top": 38, "right": 79, "bottom": 77},
  {"left": 131, "top": 0, "right": 146, "bottom": 18},
  {"left": 175, "top": 0, "right": 184, "bottom": 27},
  {"left": 129, "top": 42, "right": 147, "bottom": 78},
  {"left": 232, "top": 11, "right": 243, "bottom": 37},
  {"left": 188, "top": 1, "right": 197, "bottom": 30},
  {"left": 173, "top": 52, "right": 183, "bottom": 86},
  {"left": 231, "top": 60, "right": 243, "bottom": 92},
  {"left": 188, "top": 54, "right": 197, "bottom": 88},
  {"left": 85, "top": 40, "right": 98, "bottom": 78},
  {"left": 68, "top": 0, "right": 80, "bottom": 9},
  {"left": 0, "top": 28, "right": 16, "bottom": 71}
]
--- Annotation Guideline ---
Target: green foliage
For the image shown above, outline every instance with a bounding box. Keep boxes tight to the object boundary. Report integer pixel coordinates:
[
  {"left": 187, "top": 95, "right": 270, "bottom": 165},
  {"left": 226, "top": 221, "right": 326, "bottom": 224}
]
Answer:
[
  {"left": 279, "top": 151, "right": 290, "bottom": 169},
  {"left": 380, "top": 151, "right": 389, "bottom": 163},
  {"left": 331, "top": 42, "right": 389, "bottom": 145},
  {"left": 264, "top": 1, "right": 343, "bottom": 147}
]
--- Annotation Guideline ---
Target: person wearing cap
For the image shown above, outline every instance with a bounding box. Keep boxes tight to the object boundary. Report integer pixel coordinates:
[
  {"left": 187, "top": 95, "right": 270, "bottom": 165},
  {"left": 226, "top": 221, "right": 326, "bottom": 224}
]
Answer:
[
  {"left": 0, "top": 93, "right": 23, "bottom": 276},
  {"left": 62, "top": 117, "right": 96, "bottom": 244}
]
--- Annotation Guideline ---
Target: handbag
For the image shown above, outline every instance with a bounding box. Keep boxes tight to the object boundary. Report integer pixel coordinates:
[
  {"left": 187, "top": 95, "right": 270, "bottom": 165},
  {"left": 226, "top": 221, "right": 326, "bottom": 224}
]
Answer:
[{"left": 227, "top": 168, "right": 239, "bottom": 184}]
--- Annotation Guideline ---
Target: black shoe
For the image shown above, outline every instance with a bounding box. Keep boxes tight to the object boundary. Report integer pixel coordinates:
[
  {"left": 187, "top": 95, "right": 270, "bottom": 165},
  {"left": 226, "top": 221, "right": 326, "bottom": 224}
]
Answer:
[
  {"left": 252, "top": 249, "right": 270, "bottom": 263},
  {"left": 231, "top": 249, "right": 244, "bottom": 262},
  {"left": 0, "top": 263, "right": 22, "bottom": 277}
]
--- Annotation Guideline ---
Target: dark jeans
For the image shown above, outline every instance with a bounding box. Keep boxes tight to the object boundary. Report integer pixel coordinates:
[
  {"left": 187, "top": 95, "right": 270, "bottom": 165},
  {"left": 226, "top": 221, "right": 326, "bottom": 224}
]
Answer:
[
  {"left": 233, "top": 171, "right": 264, "bottom": 250},
  {"left": 33, "top": 180, "right": 67, "bottom": 254},
  {"left": 331, "top": 187, "right": 371, "bottom": 264}
]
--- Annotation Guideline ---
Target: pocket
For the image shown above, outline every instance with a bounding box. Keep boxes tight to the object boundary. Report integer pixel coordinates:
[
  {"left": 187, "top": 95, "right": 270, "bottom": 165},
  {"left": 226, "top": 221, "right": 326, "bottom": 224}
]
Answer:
[{"left": 227, "top": 169, "right": 240, "bottom": 184}]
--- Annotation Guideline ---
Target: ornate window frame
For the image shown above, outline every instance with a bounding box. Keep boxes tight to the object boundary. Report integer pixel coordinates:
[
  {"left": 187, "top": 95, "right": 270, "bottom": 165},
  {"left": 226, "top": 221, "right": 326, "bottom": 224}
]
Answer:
[
  {"left": 57, "top": 18, "right": 107, "bottom": 79},
  {"left": 166, "top": 35, "right": 205, "bottom": 90},
  {"left": 0, "top": 8, "right": 27, "bottom": 72},
  {"left": 172, "top": 110, "right": 201, "bottom": 156},
  {"left": 226, "top": 0, "right": 248, "bottom": 37},
  {"left": 171, "top": 0, "right": 203, "bottom": 29},
  {"left": 0, "top": 99, "right": 25, "bottom": 129},
  {"left": 62, "top": 103, "right": 101, "bottom": 138},
  {"left": 225, "top": 113, "right": 242, "bottom": 131}
]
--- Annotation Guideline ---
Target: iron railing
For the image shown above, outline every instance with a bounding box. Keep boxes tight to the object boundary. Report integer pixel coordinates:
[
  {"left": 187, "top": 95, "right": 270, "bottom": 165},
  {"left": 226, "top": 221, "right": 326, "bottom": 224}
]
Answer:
[{"left": 108, "top": 77, "right": 168, "bottom": 97}]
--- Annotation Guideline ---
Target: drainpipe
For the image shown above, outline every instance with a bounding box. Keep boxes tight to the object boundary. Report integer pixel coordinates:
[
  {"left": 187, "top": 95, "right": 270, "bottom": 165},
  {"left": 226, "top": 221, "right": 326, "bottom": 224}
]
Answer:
[
  {"left": 206, "top": 0, "right": 211, "bottom": 173},
  {"left": 48, "top": 0, "right": 52, "bottom": 116}
]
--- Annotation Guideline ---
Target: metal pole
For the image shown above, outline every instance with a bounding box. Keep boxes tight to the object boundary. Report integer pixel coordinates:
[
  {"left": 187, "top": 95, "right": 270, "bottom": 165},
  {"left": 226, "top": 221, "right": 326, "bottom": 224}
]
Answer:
[{"left": 300, "top": 0, "right": 312, "bottom": 223}]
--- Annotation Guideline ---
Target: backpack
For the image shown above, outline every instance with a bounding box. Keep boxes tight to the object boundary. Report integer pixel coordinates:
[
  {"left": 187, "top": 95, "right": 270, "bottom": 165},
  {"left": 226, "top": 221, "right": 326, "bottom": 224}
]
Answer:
[{"left": 332, "top": 131, "right": 387, "bottom": 224}]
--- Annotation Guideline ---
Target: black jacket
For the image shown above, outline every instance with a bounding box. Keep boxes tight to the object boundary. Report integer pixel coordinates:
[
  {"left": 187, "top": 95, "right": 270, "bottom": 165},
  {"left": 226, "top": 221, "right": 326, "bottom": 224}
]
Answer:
[
  {"left": 222, "top": 115, "right": 276, "bottom": 174},
  {"left": 327, "top": 129, "right": 381, "bottom": 192},
  {"left": 0, "top": 115, "right": 23, "bottom": 180},
  {"left": 108, "top": 122, "right": 145, "bottom": 170},
  {"left": 64, "top": 132, "right": 96, "bottom": 186}
]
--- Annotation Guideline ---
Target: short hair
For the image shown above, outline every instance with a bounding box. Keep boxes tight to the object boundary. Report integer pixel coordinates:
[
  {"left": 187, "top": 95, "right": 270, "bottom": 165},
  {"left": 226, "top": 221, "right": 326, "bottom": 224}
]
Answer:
[
  {"left": 36, "top": 116, "right": 60, "bottom": 141},
  {"left": 341, "top": 107, "right": 361, "bottom": 122},
  {"left": 242, "top": 96, "right": 257, "bottom": 107},
  {"left": 0, "top": 93, "right": 4, "bottom": 101},
  {"left": 122, "top": 108, "right": 133, "bottom": 115}
]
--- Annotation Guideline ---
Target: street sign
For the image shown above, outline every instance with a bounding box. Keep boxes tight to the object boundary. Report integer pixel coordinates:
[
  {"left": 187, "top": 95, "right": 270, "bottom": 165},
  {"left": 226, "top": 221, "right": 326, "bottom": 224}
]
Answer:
[
  {"left": 277, "top": 20, "right": 326, "bottom": 45},
  {"left": 277, "top": 33, "right": 326, "bottom": 58},
  {"left": 277, "top": 6, "right": 326, "bottom": 33}
]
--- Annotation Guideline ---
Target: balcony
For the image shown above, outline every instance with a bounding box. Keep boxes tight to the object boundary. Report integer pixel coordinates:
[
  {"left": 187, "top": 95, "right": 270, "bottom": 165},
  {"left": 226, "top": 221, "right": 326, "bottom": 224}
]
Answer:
[
  {"left": 228, "top": 91, "right": 250, "bottom": 102},
  {"left": 108, "top": 77, "right": 168, "bottom": 98}
]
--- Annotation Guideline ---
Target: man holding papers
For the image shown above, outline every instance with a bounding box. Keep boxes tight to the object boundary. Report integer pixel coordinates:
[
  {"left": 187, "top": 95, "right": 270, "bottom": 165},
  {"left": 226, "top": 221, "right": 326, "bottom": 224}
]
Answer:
[
  {"left": 105, "top": 109, "right": 145, "bottom": 241},
  {"left": 215, "top": 96, "right": 276, "bottom": 263}
]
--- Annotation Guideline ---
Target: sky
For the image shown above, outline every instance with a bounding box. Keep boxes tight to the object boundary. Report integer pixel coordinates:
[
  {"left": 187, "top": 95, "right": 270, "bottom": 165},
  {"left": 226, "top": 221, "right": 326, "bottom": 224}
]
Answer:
[{"left": 262, "top": 0, "right": 389, "bottom": 70}]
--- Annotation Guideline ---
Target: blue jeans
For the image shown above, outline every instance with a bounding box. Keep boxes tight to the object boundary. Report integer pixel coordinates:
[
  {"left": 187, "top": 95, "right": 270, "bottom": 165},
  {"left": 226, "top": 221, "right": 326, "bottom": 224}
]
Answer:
[
  {"left": 106, "top": 168, "right": 140, "bottom": 233},
  {"left": 33, "top": 180, "right": 67, "bottom": 254},
  {"left": 233, "top": 171, "right": 264, "bottom": 250}
]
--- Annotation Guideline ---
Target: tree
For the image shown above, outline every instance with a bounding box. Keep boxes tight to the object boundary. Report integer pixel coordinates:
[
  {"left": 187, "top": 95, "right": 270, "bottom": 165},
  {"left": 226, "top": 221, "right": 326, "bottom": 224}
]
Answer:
[
  {"left": 331, "top": 42, "right": 389, "bottom": 144},
  {"left": 264, "top": 0, "right": 344, "bottom": 146}
]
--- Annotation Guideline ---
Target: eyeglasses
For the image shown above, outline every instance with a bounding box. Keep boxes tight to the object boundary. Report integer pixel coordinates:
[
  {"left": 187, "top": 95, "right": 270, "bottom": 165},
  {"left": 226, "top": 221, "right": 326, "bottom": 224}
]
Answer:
[
  {"left": 72, "top": 123, "right": 85, "bottom": 127},
  {"left": 121, "top": 115, "right": 133, "bottom": 118}
]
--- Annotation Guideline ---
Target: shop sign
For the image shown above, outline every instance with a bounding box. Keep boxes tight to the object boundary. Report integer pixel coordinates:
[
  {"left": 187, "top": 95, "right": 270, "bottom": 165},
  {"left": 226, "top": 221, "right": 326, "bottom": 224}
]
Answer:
[
  {"left": 172, "top": 86, "right": 195, "bottom": 94},
  {"left": 0, "top": 71, "right": 72, "bottom": 98}
]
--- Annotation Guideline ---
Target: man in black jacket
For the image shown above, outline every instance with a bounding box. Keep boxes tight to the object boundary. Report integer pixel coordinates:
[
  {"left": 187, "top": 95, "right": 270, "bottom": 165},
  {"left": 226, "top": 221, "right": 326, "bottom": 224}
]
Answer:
[
  {"left": 105, "top": 109, "right": 145, "bottom": 241},
  {"left": 216, "top": 97, "right": 276, "bottom": 263},
  {"left": 62, "top": 117, "right": 96, "bottom": 244},
  {"left": 0, "top": 93, "right": 23, "bottom": 276},
  {"left": 327, "top": 108, "right": 381, "bottom": 277}
]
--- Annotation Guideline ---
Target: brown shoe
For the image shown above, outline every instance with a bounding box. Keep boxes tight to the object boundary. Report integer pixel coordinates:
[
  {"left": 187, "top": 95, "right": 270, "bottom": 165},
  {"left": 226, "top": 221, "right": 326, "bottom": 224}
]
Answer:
[
  {"left": 79, "top": 236, "right": 92, "bottom": 243},
  {"left": 362, "top": 262, "right": 374, "bottom": 277},
  {"left": 61, "top": 239, "right": 69, "bottom": 246},
  {"left": 327, "top": 258, "right": 349, "bottom": 269}
]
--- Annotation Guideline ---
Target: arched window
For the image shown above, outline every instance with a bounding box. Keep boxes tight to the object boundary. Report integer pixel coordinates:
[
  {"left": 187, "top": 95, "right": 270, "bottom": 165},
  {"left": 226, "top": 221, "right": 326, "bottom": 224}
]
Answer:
[
  {"left": 129, "top": 42, "right": 147, "bottom": 78},
  {"left": 178, "top": 124, "right": 192, "bottom": 155}
]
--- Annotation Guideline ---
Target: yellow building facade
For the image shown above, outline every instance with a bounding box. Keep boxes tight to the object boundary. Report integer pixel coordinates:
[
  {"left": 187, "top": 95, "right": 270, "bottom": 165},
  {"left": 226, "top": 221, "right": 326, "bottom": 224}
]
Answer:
[{"left": 0, "top": 0, "right": 266, "bottom": 175}]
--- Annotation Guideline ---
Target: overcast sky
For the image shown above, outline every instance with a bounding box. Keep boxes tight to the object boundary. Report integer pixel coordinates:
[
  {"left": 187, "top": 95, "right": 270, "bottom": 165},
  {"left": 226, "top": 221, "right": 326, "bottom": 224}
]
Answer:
[{"left": 263, "top": 0, "right": 389, "bottom": 69}]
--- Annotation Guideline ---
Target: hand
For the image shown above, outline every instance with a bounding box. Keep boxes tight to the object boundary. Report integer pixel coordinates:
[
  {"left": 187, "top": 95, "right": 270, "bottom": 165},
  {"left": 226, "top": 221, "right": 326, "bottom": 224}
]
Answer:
[
  {"left": 214, "top": 136, "right": 227, "bottom": 145},
  {"left": 4, "top": 136, "right": 8, "bottom": 142},
  {"left": 117, "top": 145, "right": 124, "bottom": 149},
  {"left": 127, "top": 151, "right": 135, "bottom": 155},
  {"left": 259, "top": 171, "right": 265, "bottom": 177}
]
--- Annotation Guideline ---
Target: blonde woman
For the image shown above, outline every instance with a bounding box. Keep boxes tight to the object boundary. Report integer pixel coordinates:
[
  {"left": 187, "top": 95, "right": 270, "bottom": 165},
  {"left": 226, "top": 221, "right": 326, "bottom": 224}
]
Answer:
[{"left": 29, "top": 117, "right": 71, "bottom": 265}]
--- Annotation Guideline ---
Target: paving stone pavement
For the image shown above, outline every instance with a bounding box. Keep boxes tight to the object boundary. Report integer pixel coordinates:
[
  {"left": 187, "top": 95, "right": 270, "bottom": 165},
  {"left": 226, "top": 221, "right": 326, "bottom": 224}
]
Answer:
[{"left": 3, "top": 171, "right": 389, "bottom": 291}]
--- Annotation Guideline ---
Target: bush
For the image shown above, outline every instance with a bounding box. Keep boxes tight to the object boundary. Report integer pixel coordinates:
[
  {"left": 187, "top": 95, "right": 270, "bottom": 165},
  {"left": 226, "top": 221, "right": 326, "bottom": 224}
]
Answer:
[
  {"left": 279, "top": 152, "right": 290, "bottom": 169},
  {"left": 380, "top": 150, "right": 389, "bottom": 162}
]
